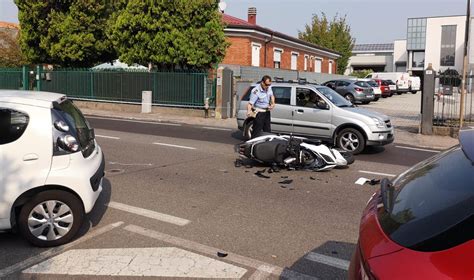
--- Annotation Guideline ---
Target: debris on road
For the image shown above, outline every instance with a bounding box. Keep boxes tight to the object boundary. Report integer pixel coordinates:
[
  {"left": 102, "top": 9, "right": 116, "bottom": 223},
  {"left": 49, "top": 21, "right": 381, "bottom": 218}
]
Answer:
[
  {"left": 254, "top": 169, "right": 270, "bottom": 179},
  {"left": 355, "top": 177, "right": 382, "bottom": 185},
  {"left": 278, "top": 179, "right": 293, "bottom": 185},
  {"left": 217, "top": 252, "right": 228, "bottom": 258}
]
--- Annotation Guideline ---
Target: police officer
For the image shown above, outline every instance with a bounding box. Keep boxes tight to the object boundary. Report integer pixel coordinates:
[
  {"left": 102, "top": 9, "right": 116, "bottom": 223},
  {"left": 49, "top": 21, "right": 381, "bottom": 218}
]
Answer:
[{"left": 247, "top": 75, "right": 275, "bottom": 138}]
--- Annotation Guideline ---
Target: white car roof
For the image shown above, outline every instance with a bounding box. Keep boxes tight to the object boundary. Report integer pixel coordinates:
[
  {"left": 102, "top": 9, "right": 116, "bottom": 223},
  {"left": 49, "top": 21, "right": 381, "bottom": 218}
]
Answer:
[{"left": 0, "top": 90, "right": 66, "bottom": 108}]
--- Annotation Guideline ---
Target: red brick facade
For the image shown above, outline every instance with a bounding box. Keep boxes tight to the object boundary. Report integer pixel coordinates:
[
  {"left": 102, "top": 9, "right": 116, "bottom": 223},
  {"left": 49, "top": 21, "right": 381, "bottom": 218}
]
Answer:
[{"left": 222, "top": 14, "right": 339, "bottom": 74}]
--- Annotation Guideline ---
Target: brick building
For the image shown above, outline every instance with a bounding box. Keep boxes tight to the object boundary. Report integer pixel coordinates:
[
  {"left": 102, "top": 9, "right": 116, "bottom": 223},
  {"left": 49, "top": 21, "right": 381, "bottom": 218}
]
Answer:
[{"left": 221, "top": 8, "right": 340, "bottom": 74}]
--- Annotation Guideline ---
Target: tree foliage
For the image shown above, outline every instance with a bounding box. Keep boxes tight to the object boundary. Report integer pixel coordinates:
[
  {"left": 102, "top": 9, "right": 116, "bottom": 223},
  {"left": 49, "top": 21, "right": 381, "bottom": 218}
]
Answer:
[
  {"left": 351, "top": 69, "right": 373, "bottom": 79},
  {"left": 109, "top": 0, "right": 229, "bottom": 70},
  {"left": 0, "top": 30, "right": 26, "bottom": 67},
  {"left": 299, "top": 13, "right": 355, "bottom": 75},
  {"left": 15, "top": 0, "right": 118, "bottom": 67}
]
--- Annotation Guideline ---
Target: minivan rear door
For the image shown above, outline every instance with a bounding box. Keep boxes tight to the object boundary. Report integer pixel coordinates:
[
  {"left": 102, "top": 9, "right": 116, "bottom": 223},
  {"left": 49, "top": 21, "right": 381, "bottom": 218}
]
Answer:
[{"left": 292, "top": 87, "right": 332, "bottom": 138}]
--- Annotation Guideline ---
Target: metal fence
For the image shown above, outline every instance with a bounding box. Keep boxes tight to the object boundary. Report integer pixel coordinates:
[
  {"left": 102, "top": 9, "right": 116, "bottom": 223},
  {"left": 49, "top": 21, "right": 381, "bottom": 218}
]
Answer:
[
  {"left": 0, "top": 68, "right": 23, "bottom": 90},
  {"left": 0, "top": 67, "right": 216, "bottom": 108},
  {"left": 434, "top": 70, "right": 474, "bottom": 127}
]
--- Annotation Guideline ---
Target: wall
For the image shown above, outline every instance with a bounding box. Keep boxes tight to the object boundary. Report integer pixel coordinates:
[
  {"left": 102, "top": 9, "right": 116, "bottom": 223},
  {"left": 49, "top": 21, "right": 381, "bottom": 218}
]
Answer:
[
  {"left": 424, "top": 16, "right": 466, "bottom": 72},
  {"left": 393, "top": 39, "right": 408, "bottom": 71},
  {"left": 223, "top": 35, "right": 338, "bottom": 73}
]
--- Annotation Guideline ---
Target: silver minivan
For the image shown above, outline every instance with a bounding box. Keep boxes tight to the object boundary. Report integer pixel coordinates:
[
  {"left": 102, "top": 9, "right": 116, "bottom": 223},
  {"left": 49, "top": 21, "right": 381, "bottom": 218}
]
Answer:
[{"left": 236, "top": 82, "right": 394, "bottom": 154}]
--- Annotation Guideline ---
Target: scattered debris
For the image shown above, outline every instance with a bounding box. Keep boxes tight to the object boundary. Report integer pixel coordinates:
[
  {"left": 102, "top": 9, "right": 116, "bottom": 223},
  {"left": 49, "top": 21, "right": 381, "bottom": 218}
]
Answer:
[
  {"left": 289, "top": 188, "right": 295, "bottom": 191},
  {"left": 255, "top": 170, "right": 270, "bottom": 179},
  {"left": 234, "top": 159, "right": 242, "bottom": 168},
  {"left": 280, "top": 185, "right": 287, "bottom": 189},
  {"left": 281, "top": 176, "right": 289, "bottom": 179},
  {"left": 355, "top": 177, "right": 381, "bottom": 185},
  {"left": 217, "top": 252, "right": 228, "bottom": 258},
  {"left": 245, "top": 170, "right": 250, "bottom": 173},
  {"left": 310, "top": 177, "right": 316, "bottom": 180},
  {"left": 278, "top": 179, "right": 293, "bottom": 185},
  {"left": 331, "top": 251, "right": 338, "bottom": 255},
  {"left": 271, "top": 255, "right": 277, "bottom": 258},
  {"left": 219, "top": 169, "right": 228, "bottom": 173}
]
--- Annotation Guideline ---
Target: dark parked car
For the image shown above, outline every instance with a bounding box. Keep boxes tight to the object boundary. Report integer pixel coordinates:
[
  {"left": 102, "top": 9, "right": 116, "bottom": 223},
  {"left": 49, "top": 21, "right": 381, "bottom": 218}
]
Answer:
[
  {"left": 349, "top": 129, "right": 474, "bottom": 279},
  {"left": 322, "top": 79, "right": 374, "bottom": 104}
]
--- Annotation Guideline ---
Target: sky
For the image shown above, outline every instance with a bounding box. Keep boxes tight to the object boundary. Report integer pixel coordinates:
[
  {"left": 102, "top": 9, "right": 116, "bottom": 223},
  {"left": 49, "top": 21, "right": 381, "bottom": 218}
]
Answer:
[{"left": 0, "top": 0, "right": 472, "bottom": 44}]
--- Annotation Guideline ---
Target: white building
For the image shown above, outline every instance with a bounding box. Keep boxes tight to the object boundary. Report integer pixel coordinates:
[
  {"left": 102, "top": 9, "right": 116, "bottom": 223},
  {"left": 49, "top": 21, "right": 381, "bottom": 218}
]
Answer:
[{"left": 347, "top": 15, "right": 473, "bottom": 76}]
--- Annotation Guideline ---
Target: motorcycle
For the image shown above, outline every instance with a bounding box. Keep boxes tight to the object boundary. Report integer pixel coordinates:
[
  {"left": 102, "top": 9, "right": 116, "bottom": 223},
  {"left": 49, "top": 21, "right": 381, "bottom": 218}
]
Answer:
[{"left": 236, "top": 134, "right": 354, "bottom": 171}]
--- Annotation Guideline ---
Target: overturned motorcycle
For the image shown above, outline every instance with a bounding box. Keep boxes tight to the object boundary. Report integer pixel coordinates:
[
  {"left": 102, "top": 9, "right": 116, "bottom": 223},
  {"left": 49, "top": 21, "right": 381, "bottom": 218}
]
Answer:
[{"left": 236, "top": 134, "right": 354, "bottom": 171}]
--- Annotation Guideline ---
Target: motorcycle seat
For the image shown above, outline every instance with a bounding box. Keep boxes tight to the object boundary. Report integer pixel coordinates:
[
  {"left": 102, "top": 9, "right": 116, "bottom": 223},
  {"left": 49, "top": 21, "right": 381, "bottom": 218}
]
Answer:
[
  {"left": 253, "top": 140, "right": 289, "bottom": 164},
  {"left": 303, "top": 139, "right": 322, "bottom": 146}
]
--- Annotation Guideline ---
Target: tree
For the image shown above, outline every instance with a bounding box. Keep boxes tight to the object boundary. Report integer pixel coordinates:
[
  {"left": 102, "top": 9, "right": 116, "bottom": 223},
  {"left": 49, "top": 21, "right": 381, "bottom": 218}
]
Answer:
[
  {"left": 109, "top": 0, "right": 229, "bottom": 70},
  {"left": 15, "top": 0, "right": 118, "bottom": 67},
  {"left": 299, "top": 13, "right": 355, "bottom": 75},
  {"left": 351, "top": 69, "right": 373, "bottom": 79},
  {"left": 0, "top": 29, "right": 26, "bottom": 67}
]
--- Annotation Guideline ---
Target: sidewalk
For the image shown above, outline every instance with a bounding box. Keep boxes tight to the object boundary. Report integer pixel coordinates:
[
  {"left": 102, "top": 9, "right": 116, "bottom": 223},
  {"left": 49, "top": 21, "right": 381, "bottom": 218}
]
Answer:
[{"left": 80, "top": 107, "right": 459, "bottom": 150}]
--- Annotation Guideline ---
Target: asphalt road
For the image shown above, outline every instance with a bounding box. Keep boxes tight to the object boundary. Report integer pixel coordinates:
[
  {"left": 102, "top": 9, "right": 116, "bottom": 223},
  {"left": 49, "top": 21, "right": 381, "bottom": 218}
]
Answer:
[{"left": 0, "top": 116, "right": 443, "bottom": 280}]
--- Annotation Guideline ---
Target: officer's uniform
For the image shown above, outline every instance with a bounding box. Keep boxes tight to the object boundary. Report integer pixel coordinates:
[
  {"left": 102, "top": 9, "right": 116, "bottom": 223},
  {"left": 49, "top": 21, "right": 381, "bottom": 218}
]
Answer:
[{"left": 249, "top": 84, "right": 273, "bottom": 137}]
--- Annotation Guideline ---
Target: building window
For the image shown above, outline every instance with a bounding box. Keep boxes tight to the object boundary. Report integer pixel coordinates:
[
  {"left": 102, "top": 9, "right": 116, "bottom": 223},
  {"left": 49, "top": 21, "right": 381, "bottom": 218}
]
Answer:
[
  {"left": 314, "top": 58, "right": 322, "bottom": 73},
  {"left": 304, "top": 55, "right": 309, "bottom": 71},
  {"left": 440, "top": 25, "right": 457, "bottom": 67},
  {"left": 274, "top": 49, "right": 282, "bottom": 69},
  {"left": 291, "top": 52, "right": 298, "bottom": 70},
  {"left": 329, "top": 60, "right": 333, "bottom": 74},
  {"left": 251, "top": 43, "right": 261, "bottom": 67},
  {"left": 407, "top": 18, "right": 427, "bottom": 50},
  {"left": 412, "top": 51, "right": 425, "bottom": 68}
]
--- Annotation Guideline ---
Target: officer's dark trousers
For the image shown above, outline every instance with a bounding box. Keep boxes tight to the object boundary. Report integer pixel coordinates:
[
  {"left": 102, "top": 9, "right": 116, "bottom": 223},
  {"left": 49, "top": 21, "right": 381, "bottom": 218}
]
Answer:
[{"left": 252, "top": 111, "right": 271, "bottom": 138}]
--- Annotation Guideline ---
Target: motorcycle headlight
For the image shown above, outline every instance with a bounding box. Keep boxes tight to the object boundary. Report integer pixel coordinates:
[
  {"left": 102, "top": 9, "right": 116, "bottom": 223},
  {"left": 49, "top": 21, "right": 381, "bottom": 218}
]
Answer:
[{"left": 372, "top": 117, "right": 385, "bottom": 128}]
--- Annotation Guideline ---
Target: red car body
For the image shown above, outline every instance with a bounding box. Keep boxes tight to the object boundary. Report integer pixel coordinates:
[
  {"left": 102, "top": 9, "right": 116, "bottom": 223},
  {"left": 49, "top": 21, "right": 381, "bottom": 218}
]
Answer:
[
  {"left": 349, "top": 129, "right": 474, "bottom": 280},
  {"left": 374, "top": 79, "right": 391, "bottom": 98}
]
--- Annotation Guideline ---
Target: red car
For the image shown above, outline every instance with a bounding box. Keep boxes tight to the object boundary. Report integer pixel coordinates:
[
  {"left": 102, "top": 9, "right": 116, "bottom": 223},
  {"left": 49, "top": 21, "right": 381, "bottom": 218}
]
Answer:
[
  {"left": 373, "top": 79, "right": 392, "bottom": 98},
  {"left": 349, "top": 129, "right": 474, "bottom": 279}
]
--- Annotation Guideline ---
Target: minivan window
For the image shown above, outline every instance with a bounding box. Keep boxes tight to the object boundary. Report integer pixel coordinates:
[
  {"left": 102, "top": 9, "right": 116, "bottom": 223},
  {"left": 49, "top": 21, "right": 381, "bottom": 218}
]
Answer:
[
  {"left": 54, "top": 100, "right": 95, "bottom": 157},
  {"left": 0, "top": 108, "right": 29, "bottom": 145},
  {"left": 272, "top": 87, "right": 291, "bottom": 105},
  {"left": 241, "top": 86, "right": 291, "bottom": 105},
  {"left": 378, "top": 146, "right": 474, "bottom": 252},
  {"left": 316, "top": 87, "right": 353, "bottom": 108}
]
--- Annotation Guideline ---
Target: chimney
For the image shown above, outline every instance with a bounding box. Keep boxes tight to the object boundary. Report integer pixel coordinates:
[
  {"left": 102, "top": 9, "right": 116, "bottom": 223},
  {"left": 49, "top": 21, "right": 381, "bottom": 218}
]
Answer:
[{"left": 248, "top": 7, "right": 257, "bottom": 25}]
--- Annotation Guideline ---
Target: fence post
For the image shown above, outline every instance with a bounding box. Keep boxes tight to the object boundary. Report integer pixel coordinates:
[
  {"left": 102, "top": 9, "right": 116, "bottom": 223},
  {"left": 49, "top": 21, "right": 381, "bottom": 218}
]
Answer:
[
  {"left": 35, "top": 65, "right": 42, "bottom": 91},
  {"left": 421, "top": 64, "right": 436, "bottom": 135},
  {"left": 22, "top": 65, "right": 29, "bottom": 90},
  {"left": 215, "top": 67, "right": 224, "bottom": 119}
]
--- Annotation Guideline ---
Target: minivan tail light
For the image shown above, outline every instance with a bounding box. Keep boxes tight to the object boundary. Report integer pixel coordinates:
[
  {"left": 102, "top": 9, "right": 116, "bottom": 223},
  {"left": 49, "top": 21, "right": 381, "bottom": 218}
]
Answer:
[{"left": 57, "top": 135, "right": 79, "bottom": 152}]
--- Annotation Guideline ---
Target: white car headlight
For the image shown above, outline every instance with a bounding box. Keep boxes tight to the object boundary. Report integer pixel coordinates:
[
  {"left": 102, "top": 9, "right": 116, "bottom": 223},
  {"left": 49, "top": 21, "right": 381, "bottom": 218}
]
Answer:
[{"left": 372, "top": 117, "right": 385, "bottom": 128}]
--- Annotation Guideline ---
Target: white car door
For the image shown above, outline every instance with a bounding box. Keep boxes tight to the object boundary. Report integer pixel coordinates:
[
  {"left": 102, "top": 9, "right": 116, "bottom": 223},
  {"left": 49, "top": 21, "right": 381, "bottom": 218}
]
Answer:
[{"left": 0, "top": 105, "right": 52, "bottom": 230}]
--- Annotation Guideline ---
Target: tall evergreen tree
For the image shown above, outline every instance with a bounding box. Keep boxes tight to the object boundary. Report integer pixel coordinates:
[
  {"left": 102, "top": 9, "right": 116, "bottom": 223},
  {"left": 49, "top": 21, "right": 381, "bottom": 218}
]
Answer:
[
  {"left": 299, "top": 13, "right": 355, "bottom": 75},
  {"left": 109, "top": 0, "right": 229, "bottom": 70},
  {"left": 15, "top": 0, "right": 117, "bottom": 67}
]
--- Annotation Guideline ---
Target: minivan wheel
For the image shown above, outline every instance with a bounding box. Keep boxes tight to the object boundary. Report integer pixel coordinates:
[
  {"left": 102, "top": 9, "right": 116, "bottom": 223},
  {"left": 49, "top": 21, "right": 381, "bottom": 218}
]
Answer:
[
  {"left": 243, "top": 119, "right": 254, "bottom": 140},
  {"left": 336, "top": 128, "right": 365, "bottom": 155},
  {"left": 18, "top": 190, "right": 84, "bottom": 247},
  {"left": 344, "top": 94, "right": 355, "bottom": 104}
]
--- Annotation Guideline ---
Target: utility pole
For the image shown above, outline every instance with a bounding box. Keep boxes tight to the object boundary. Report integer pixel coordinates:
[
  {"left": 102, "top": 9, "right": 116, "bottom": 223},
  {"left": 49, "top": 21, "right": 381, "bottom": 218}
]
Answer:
[{"left": 460, "top": 0, "right": 471, "bottom": 128}]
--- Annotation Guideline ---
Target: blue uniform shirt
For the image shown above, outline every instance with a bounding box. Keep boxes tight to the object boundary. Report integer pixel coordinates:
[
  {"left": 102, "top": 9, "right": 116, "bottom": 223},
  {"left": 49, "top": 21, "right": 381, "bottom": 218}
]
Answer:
[{"left": 249, "top": 84, "right": 273, "bottom": 109}]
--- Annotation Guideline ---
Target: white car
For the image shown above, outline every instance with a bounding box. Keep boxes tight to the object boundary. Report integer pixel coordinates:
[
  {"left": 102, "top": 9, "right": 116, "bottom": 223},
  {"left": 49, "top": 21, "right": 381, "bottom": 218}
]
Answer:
[{"left": 0, "top": 91, "right": 104, "bottom": 247}]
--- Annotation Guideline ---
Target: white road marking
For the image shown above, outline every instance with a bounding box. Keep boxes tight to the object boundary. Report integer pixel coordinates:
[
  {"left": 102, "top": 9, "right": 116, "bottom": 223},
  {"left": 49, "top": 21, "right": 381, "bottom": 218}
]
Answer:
[
  {"left": 96, "top": 134, "right": 120, "bottom": 140},
  {"left": 202, "top": 127, "right": 233, "bottom": 131},
  {"left": 153, "top": 142, "right": 196, "bottom": 150},
  {"left": 109, "top": 161, "right": 153, "bottom": 166},
  {"left": 305, "top": 252, "right": 350, "bottom": 271},
  {"left": 0, "top": 222, "right": 123, "bottom": 278},
  {"left": 90, "top": 116, "right": 182, "bottom": 126},
  {"left": 23, "top": 247, "right": 247, "bottom": 278},
  {"left": 124, "top": 224, "right": 318, "bottom": 280},
  {"left": 395, "top": 145, "right": 440, "bottom": 153},
  {"left": 359, "top": 170, "right": 396, "bottom": 177},
  {"left": 107, "top": 201, "right": 190, "bottom": 226}
]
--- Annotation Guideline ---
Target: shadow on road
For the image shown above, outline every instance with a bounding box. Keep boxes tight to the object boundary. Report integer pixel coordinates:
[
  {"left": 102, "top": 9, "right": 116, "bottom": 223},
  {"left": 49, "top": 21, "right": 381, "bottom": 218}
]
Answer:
[{"left": 281, "top": 241, "right": 356, "bottom": 280}]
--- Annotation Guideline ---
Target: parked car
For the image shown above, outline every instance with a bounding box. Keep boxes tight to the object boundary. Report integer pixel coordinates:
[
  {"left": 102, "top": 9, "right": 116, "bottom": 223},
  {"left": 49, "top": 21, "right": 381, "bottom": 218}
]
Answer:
[
  {"left": 373, "top": 79, "right": 392, "bottom": 98},
  {"left": 385, "top": 79, "right": 397, "bottom": 96},
  {"left": 0, "top": 91, "right": 104, "bottom": 247},
  {"left": 409, "top": 76, "right": 421, "bottom": 94},
  {"left": 237, "top": 81, "right": 394, "bottom": 154},
  {"left": 359, "top": 79, "right": 382, "bottom": 101},
  {"left": 366, "top": 72, "right": 411, "bottom": 94},
  {"left": 322, "top": 79, "right": 375, "bottom": 104},
  {"left": 349, "top": 129, "right": 474, "bottom": 279}
]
